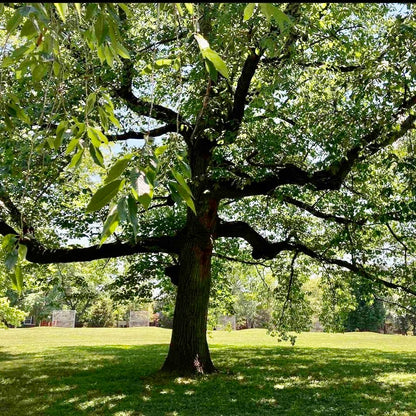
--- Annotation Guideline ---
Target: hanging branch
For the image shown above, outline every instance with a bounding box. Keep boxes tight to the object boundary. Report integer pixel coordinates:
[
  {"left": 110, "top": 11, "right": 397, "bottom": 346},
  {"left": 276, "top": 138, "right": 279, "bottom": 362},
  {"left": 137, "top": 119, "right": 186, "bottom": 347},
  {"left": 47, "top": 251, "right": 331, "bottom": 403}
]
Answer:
[
  {"left": 278, "top": 250, "right": 299, "bottom": 326},
  {"left": 386, "top": 222, "right": 409, "bottom": 267}
]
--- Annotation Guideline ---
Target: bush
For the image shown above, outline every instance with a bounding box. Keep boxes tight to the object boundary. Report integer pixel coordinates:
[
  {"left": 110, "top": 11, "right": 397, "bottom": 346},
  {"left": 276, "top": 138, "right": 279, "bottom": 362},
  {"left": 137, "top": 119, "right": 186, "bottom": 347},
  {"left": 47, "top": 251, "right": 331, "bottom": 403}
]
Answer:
[
  {"left": 0, "top": 297, "right": 26, "bottom": 328},
  {"left": 86, "top": 298, "right": 114, "bottom": 327}
]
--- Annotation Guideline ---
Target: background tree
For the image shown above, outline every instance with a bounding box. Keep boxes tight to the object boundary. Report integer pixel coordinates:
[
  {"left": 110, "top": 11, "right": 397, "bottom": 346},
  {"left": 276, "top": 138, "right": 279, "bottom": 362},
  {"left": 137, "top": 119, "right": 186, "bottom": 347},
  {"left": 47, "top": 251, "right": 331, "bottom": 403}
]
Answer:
[
  {"left": 343, "top": 284, "right": 386, "bottom": 332},
  {"left": 1, "top": 3, "right": 416, "bottom": 374}
]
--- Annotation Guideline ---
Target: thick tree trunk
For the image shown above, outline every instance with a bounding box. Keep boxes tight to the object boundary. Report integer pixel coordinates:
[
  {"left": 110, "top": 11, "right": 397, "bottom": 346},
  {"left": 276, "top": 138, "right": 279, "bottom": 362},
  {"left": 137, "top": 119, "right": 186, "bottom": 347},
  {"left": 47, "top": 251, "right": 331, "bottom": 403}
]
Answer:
[{"left": 161, "top": 200, "right": 218, "bottom": 375}]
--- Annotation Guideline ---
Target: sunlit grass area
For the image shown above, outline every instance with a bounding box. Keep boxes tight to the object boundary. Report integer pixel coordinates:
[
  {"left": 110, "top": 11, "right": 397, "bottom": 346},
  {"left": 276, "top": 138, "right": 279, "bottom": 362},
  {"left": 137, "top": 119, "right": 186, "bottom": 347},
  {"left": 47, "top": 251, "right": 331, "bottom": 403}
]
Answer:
[{"left": 1, "top": 328, "right": 416, "bottom": 415}]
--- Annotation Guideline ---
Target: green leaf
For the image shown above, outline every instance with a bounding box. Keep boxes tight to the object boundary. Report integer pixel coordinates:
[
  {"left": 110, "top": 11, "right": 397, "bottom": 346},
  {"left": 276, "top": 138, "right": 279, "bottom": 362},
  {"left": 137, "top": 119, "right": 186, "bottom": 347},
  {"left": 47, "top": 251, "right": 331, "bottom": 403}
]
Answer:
[
  {"left": 137, "top": 193, "right": 152, "bottom": 210},
  {"left": 100, "top": 205, "right": 119, "bottom": 244},
  {"left": 89, "top": 143, "right": 105, "bottom": 168},
  {"left": 175, "top": 3, "right": 184, "bottom": 16},
  {"left": 118, "top": 3, "right": 131, "bottom": 17},
  {"left": 114, "top": 42, "right": 130, "bottom": 59},
  {"left": 94, "top": 14, "right": 108, "bottom": 45},
  {"left": 68, "top": 148, "right": 84, "bottom": 168},
  {"left": 53, "top": 61, "right": 60, "bottom": 76},
  {"left": 65, "top": 138, "right": 80, "bottom": 155},
  {"left": 87, "top": 126, "right": 108, "bottom": 147},
  {"left": 18, "top": 244, "right": 27, "bottom": 261},
  {"left": 6, "top": 11, "right": 23, "bottom": 34},
  {"left": 184, "top": 3, "right": 194, "bottom": 15},
  {"left": 243, "top": 3, "right": 256, "bottom": 21},
  {"left": 171, "top": 182, "right": 196, "bottom": 215},
  {"left": 194, "top": 34, "right": 229, "bottom": 79},
  {"left": 105, "top": 155, "right": 132, "bottom": 184},
  {"left": 104, "top": 44, "right": 115, "bottom": 67},
  {"left": 2, "top": 234, "right": 18, "bottom": 250},
  {"left": 97, "top": 44, "right": 106, "bottom": 64},
  {"left": 205, "top": 59, "right": 218, "bottom": 82},
  {"left": 86, "top": 179, "right": 123, "bottom": 212},
  {"left": 54, "top": 3, "right": 68, "bottom": 22},
  {"left": 74, "top": 3, "right": 82, "bottom": 18},
  {"left": 32, "top": 63, "right": 49, "bottom": 82},
  {"left": 203, "top": 48, "right": 229, "bottom": 79},
  {"left": 133, "top": 171, "right": 153, "bottom": 210},
  {"left": 86, "top": 92, "right": 96, "bottom": 115},
  {"left": 259, "top": 3, "right": 274, "bottom": 22},
  {"left": 272, "top": 8, "right": 293, "bottom": 32},
  {"left": 154, "top": 145, "right": 168, "bottom": 157},
  {"left": 86, "top": 3, "right": 98, "bottom": 20},
  {"left": 127, "top": 194, "right": 138, "bottom": 237},
  {"left": 171, "top": 168, "right": 193, "bottom": 196},
  {"left": 98, "top": 107, "right": 109, "bottom": 131},
  {"left": 5, "top": 249, "right": 18, "bottom": 271},
  {"left": 20, "top": 19, "right": 38, "bottom": 38},
  {"left": 259, "top": 4, "right": 292, "bottom": 32},
  {"left": 14, "top": 264, "right": 23, "bottom": 293},
  {"left": 86, "top": 125, "right": 96, "bottom": 143},
  {"left": 194, "top": 33, "right": 210, "bottom": 50},
  {"left": 55, "top": 120, "right": 68, "bottom": 150},
  {"left": 117, "top": 197, "right": 128, "bottom": 223}
]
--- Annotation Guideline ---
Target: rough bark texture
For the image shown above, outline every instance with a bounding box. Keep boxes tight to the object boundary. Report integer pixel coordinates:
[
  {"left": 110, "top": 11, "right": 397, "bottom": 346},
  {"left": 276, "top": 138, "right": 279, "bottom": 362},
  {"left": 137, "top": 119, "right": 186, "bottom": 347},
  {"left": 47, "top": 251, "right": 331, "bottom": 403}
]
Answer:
[{"left": 161, "top": 198, "right": 218, "bottom": 374}]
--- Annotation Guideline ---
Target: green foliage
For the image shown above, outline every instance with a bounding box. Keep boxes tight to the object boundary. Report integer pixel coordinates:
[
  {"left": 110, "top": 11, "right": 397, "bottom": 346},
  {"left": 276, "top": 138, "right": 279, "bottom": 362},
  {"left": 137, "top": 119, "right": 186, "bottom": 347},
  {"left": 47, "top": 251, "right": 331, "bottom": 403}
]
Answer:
[
  {"left": 344, "top": 286, "right": 386, "bottom": 332},
  {"left": 0, "top": 296, "right": 26, "bottom": 327},
  {"left": 1, "top": 2, "right": 416, "bottom": 373},
  {"left": 86, "top": 297, "right": 115, "bottom": 327}
]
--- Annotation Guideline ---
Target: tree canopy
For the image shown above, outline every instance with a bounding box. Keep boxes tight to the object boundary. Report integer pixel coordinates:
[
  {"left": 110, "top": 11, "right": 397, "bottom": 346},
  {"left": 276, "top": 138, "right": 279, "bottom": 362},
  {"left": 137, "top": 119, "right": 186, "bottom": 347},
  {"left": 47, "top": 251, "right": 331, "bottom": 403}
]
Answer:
[{"left": 1, "top": 3, "right": 416, "bottom": 374}]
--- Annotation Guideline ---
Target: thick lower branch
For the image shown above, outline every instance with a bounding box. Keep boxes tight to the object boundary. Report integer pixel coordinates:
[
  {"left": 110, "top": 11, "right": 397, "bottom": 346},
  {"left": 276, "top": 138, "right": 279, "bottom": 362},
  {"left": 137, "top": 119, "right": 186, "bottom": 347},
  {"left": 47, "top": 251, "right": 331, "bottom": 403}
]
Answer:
[
  {"left": 107, "top": 124, "right": 177, "bottom": 141},
  {"left": 22, "top": 236, "right": 179, "bottom": 264},
  {"left": 216, "top": 218, "right": 416, "bottom": 296}
]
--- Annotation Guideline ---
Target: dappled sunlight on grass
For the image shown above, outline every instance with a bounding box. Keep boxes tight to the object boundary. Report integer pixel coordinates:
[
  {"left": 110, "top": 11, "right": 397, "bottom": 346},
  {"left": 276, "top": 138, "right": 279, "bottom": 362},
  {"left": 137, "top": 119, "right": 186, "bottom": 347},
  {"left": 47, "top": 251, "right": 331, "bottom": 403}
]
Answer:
[{"left": 1, "top": 329, "right": 416, "bottom": 415}]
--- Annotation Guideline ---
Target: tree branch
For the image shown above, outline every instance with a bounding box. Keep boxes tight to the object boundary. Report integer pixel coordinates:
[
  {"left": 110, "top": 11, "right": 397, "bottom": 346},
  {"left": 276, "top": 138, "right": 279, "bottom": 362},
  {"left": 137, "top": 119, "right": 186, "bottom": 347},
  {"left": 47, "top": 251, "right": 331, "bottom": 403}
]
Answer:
[
  {"left": 213, "top": 252, "right": 269, "bottom": 267},
  {"left": 282, "top": 195, "right": 362, "bottom": 225},
  {"left": 0, "top": 219, "right": 18, "bottom": 236},
  {"left": 216, "top": 218, "right": 416, "bottom": 296},
  {"left": 213, "top": 98, "right": 416, "bottom": 199},
  {"left": 107, "top": 124, "right": 176, "bottom": 141},
  {"left": 20, "top": 235, "right": 180, "bottom": 264},
  {"left": 226, "top": 3, "right": 301, "bottom": 135},
  {"left": 226, "top": 50, "right": 261, "bottom": 133},
  {"left": 116, "top": 88, "right": 192, "bottom": 133}
]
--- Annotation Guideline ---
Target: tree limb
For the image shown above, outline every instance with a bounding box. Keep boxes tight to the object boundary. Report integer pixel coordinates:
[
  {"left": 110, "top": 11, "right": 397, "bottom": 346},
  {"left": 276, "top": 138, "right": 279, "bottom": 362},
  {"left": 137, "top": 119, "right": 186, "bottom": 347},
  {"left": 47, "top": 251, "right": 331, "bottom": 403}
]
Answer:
[
  {"left": 19, "top": 235, "right": 180, "bottom": 264},
  {"left": 216, "top": 218, "right": 416, "bottom": 296},
  {"left": 282, "top": 195, "right": 363, "bottom": 225},
  {"left": 213, "top": 100, "right": 416, "bottom": 199},
  {"left": 115, "top": 88, "right": 192, "bottom": 134},
  {"left": 107, "top": 124, "right": 176, "bottom": 141},
  {"left": 225, "top": 3, "right": 301, "bottom": 135},
  {"left": 0, "top": 219, "right": 18, "bottom": 236}
]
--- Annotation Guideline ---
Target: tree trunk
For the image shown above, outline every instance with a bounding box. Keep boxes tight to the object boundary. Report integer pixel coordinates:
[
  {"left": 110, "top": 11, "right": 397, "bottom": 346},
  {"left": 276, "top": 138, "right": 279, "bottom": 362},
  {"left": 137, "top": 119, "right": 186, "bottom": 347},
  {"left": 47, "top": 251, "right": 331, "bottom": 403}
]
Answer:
[{"left": 161, "top": 200, "right": 218, "bottom": 375}]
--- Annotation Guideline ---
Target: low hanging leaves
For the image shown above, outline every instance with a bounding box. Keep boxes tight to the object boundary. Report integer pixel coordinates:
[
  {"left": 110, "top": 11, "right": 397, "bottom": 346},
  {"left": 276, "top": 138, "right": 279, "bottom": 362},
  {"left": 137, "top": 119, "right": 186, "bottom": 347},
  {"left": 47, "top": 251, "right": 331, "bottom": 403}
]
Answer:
[
  {"left": 53, "top": 3, "right": 68, "bottom": 22},
  {"left": 100, "top": 205, "right": 119, "bottom": 244},
  {"left": 86, "top": 179, "right": 124, "bottom": 212},
  {"left": 243, "top": 3, "right": 256, "bottom": 21},
  {"left": 194, "top": 33, "right": 229, "bottom": 79},
  {"left": 104, "top": 155, "right": 132, "bottom": 184}
]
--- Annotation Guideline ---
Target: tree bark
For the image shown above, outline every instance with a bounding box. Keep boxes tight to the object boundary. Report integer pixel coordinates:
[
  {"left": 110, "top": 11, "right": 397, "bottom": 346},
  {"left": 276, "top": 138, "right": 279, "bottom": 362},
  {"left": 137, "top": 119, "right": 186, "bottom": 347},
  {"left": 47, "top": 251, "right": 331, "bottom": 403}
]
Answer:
[{"left": 161, "top": 200, "right": 218, "bottom": 375}]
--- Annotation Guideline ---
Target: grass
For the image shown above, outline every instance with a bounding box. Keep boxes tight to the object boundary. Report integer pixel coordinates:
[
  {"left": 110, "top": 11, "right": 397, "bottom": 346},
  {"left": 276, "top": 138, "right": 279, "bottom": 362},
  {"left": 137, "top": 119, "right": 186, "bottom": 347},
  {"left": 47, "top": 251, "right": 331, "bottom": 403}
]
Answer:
[{"left": 1, "top": 328, "right": 416, "bottom": 415}]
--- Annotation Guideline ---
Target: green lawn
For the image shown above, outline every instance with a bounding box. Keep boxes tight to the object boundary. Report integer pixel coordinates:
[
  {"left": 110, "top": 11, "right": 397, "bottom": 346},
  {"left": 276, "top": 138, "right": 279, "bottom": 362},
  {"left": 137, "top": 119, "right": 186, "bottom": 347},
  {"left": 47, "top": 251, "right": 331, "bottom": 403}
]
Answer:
[{"left": 1, "top": 328, "right": 416, "bottom": 415}]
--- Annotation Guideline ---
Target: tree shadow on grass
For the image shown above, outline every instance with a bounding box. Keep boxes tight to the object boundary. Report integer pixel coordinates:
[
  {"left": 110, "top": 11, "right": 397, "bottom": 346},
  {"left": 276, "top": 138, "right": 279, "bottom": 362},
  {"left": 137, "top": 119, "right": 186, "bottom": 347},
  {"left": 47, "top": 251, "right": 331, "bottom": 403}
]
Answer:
[{"left": 1, "top": 345, "right": 416, "bottom": 415}]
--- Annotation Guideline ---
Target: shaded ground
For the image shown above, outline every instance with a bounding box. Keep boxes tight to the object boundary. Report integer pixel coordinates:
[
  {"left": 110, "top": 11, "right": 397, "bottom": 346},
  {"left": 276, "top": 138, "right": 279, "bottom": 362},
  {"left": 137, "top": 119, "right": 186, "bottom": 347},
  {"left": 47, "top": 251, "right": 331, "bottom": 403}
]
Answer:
[{"left": 1, "top": 341, "right": 416, "bottom": 415}]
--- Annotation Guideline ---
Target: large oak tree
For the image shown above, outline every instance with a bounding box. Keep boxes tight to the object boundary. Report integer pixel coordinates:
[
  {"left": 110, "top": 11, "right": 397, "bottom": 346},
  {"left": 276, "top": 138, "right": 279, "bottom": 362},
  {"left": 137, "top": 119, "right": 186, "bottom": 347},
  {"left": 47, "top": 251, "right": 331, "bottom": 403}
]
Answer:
[{"left": 1, "top": 3, "right": 416, "bottom": 374}]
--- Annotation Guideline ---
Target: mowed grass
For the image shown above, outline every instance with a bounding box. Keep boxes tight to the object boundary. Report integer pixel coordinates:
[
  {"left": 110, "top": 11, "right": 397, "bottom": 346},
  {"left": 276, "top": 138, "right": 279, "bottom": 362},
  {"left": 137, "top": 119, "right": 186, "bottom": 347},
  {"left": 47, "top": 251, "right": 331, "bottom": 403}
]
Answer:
[{"left": 1, "top": 328, "right": 416, "bottom": 415}]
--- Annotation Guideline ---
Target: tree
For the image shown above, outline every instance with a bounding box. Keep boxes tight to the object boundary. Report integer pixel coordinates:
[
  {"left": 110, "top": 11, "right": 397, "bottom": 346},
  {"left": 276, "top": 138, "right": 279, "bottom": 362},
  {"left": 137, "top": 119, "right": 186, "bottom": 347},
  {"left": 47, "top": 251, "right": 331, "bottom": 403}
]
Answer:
[
  {"left": 344, "top": 285, "right": 386, "bottom": 332},
  {"left": 1, "top": 3, "right": 416, "bottom": 374}
]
